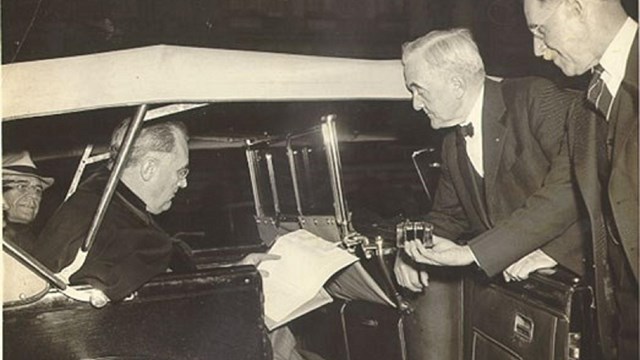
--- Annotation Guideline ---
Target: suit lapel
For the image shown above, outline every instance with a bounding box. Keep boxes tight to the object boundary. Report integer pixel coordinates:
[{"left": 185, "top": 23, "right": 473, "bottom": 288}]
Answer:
[
  {"left": 454, "top": 79, "right": 505, "bottom": 229},
  {"left": 611, "top": 32, "right": 638, "bottom": 159},
  {"left": 572, "top": 99, "right": 602, "bottom": 212},
  {"left": 482, "top": 79, "right": 507, "bottom": 212},
  {"left": 609, "top": 32, "right": 638, "bottom": 280}
]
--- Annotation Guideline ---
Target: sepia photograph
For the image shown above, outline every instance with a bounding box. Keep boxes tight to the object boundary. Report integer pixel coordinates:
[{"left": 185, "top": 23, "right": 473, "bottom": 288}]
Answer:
[{"left": 2, "top": 0, "right": 638, "bottom": 359}]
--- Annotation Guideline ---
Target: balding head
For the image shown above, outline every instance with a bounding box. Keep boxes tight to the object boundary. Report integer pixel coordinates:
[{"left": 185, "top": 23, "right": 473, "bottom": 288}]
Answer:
[
  {"left": 111, "top": 119, "right": 190, "bottom": 214},
  {"left": 110, "top": 119, "right": 188, "bottom": 169}
]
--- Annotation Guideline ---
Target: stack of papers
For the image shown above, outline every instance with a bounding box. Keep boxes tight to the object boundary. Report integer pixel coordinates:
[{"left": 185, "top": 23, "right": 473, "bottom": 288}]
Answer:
[{"left": 258, "top": 229, "right": 358, "bottom": 330}]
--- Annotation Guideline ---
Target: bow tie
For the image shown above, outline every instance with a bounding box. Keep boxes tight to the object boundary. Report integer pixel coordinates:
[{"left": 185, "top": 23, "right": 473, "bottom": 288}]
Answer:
[{"left": 459, "top": 123, "right": 474, "bottom": 138}]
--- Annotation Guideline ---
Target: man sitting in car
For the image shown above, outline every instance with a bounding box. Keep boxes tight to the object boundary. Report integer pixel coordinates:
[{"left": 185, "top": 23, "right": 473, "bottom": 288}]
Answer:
[
  {"left": 3, "top": 151, "right": 55, "bottom": 254},
  {"left": 34, "top": 119, "right": 276, "bottom": 303},
  {"left": 32, "top": 118, "right": 324, "bottom": 360}
]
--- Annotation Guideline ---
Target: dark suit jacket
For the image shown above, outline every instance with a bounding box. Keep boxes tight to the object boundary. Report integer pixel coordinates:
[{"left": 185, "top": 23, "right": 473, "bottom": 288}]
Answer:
[
  {"left": 5, "top": 222, "right": 38, "bottom": 255},
  {"left": 34, "top": 167, "right": 176, "bottom": 301},
  {"left": 426, "top": 77, "right": 588, "bottom": 277},
  {"left": 568, "top": 35, "right": 638, "bottom": 281}
]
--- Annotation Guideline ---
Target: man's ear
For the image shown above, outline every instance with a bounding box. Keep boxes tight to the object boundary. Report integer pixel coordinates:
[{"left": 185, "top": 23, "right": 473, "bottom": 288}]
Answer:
[
  {"left": 565, "top": 0, "right": 584, "bottom": 18},
  {"left": 451, "top": 76, "right": 466, "bottom": 99},
  {"left": 140, "top": 157, "right": 158, "bottom": 182}
]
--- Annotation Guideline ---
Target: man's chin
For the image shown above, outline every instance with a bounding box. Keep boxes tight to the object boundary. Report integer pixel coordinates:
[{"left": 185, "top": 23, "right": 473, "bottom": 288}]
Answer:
[
  {"left": 554, "top": 59, "right": 588, "bottom": 77},
  {"left": 431, "top": 119, "right": 460, "bottom": 130},
  {"left": 8, "top": 214, "right": 36, "bottom": 224},
  {"left": 146, "top": 199, "right": 173, "bottom": 215},
  {"left": 559, "top": 66, "right": 579, "bottom": 77},
  {"left": 429, "top": 119, "right": 445, "bottom": 129},
  {"left": 562, "top": 67, "right": 589, "bottom": 77}
]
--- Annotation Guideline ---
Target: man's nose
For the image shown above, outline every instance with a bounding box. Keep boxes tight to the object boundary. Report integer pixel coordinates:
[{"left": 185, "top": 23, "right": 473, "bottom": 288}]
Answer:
[
  {"left": 178, "top": 177, "right": 188, "bottom": 189},
  {"left": 412, "top": 96, "right": 424, "bottom": 111},
  {"left": 533, "top": 37, "right": 546, "bottom": 57},
  {"left": 22, "top": 192, "right": 41, "bottom": 201}
]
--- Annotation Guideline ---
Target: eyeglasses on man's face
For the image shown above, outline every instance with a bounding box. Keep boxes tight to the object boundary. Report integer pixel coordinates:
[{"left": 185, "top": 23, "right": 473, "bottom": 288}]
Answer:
[
  {"left": 528, "top": 0, "right": 563, "bottom": 39},
  {"left": 177, "top": 167, "right": 189, "bottom": 180},
  {"left": 3, "top": 181, "right": 44, "bottom": 196}
]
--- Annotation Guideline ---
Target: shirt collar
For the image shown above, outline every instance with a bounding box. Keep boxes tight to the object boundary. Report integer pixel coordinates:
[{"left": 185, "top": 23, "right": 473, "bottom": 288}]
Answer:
[
  {"left": 116, "top": 180, "right": 148, "bottom": 214},
  {"left": 460, "top": 84, "right": 485, "bottom": 137},
  {"left": 598, "top": 17, "right": 638, "bottom": 98},
  {"left": 92, "top": 166, "right": 149, "bottom": 214}
]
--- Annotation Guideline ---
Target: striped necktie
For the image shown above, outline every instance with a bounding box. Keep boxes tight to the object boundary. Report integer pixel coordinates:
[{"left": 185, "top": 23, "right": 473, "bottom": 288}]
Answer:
[{"left": 587, "top": 64, "right": 613, "bottom": 119}]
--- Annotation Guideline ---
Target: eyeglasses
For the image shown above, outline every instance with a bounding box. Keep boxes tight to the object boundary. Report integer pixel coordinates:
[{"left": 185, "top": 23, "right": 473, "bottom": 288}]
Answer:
[
  {"left": 177, "top": 167, "right": 189, "bottom": 180},
  {"left": 3, "top": 182, "right": 44, "bottom": 195},
  {"left": 528, "top": 0, "right": 563, "bottom": 39}
]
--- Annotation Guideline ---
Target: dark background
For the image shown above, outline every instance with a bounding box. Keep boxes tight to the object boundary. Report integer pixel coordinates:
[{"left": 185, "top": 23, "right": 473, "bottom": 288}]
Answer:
[
  {"left": 3, "top": 0, "right": 636, "bottom": 73},
  {"left": 3, "top": 0, "right": 638, "bottom": 247}
]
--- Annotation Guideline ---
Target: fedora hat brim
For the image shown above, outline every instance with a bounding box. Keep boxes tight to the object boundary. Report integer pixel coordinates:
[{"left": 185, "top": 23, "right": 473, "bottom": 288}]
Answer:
[{"left": 4, "top": 168, "right": 54, "bottom": 189}]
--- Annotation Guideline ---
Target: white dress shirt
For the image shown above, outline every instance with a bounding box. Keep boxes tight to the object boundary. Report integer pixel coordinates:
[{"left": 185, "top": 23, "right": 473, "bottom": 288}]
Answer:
[
  {"left": 598, "top": 17, "right": 638, "bottom": 119},
  {"left": 460, "top": 85, "right": 485, "bottom": 177}
]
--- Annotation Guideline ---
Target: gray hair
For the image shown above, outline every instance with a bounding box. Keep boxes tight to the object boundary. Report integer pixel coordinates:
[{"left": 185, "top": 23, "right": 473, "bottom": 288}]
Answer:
[
  {"left": 109, "top": 119, "right": 188, "bottom": 167},
  {"left": 402, "top": 28, "right": 485, "bottom": 83}
]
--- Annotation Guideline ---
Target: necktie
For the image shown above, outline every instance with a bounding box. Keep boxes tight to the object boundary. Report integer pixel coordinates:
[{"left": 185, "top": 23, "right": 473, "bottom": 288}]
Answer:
[
  {"left": 587, "top": 65, "right": 613, "bottom": 119},
  {"left": 459, "top": 123, "right": 474, "bottom": 138}
]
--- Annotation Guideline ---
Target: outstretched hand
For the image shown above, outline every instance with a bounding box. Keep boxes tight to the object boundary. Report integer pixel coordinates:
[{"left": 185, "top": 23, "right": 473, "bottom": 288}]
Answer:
[
  {"left": 393, "top": 253, "right": 429, "bottom": 292},
  {"left": 88, "top": 288, "right": 110, "bottom": 308},
  {"left": 503, "top": 249, "right": 557, "bottom": 282},
  {"left": 403, "top": 235, "right": 475, "bottom": 266},
  {"left": 237, "top": 253, "right": 281, "bottom": 277}
]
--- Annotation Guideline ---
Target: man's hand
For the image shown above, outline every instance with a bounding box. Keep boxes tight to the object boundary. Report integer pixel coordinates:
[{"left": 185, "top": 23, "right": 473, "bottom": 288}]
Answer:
[
  {"left": 88, "top": 288, "right": 110, "bottom": 308},
  {"left": 404, "top": 235, "right": 475, "bottom": 266},
  {"left": 238, "top": 253, "right": 280, "bottom": 266},
  {"left": 394, "top": 253, "right": 429, "bottom": 292},
  {"left": 237, "top": 253, "right": 280, "bottom": 277},
  {"left": 502, "top": 249, "right": 557, "bottom": 282}
]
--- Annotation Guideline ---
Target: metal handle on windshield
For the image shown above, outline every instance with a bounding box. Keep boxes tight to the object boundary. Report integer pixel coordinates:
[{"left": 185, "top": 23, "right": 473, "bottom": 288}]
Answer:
[
  {"left": 82, "top": 104, "right": 148, "bottom": 251},
  {"left": 321, "top": 114, "right": 349, "bottom": 238}
]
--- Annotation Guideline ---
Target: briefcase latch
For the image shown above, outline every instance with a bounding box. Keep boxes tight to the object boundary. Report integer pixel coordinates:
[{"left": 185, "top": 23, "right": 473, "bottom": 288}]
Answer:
[{"left": 513, "top": 313, "right": 534, "bottom": 342}]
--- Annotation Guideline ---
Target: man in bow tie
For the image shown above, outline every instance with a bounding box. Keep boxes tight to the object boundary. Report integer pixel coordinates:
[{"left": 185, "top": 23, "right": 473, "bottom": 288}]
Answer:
[
  {"left": 395, "top": 28, "right": 589, "bottom": 292},
  {"left": 523, "top": 0, "right": 638, "bottom": 358}
]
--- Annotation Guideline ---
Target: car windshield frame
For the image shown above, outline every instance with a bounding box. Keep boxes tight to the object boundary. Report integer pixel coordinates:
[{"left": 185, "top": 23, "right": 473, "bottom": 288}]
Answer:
[{"left": 2, "top": 45, "right": 412, "bottom": 305}]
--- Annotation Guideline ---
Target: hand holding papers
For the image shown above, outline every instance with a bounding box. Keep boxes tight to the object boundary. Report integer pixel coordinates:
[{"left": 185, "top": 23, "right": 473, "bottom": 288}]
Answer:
[{"left": 258, "top": 229, "right": 358, "bottom": 330}]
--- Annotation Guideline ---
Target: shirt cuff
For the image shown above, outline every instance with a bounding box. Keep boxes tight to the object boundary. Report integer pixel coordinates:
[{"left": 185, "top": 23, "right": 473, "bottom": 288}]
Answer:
[{"left": 468, "top": 246, "right": 481, "bottom": 267}]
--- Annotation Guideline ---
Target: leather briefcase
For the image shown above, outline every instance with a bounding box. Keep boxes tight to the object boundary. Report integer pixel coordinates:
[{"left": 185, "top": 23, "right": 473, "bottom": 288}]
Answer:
[{"left": 465, "top": 268, "right": 595, "bottom": 360}]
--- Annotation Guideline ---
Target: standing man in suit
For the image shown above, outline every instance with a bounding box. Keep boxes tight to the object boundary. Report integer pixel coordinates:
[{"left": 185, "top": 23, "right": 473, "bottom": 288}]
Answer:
[
  {"left": 394, "top": 28, "right": 588, "bottom": 290},
  {"left": 523, "top": 0, "right": 638, "bottom": 358}
]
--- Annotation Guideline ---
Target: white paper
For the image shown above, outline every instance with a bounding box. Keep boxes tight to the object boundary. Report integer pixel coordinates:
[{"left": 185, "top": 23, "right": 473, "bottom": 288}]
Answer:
[{"left": 258, "top": 229, "right": 358, "bottom": 330}]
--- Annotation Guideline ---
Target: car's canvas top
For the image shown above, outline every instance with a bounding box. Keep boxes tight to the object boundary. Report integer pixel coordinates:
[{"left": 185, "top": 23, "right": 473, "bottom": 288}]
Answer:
[{"left": 3, "top": 45, "right": 411, "bottom": 121}]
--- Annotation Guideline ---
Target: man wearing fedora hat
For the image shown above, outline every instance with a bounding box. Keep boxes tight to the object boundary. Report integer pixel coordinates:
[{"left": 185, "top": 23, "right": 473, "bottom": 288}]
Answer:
[{"left": 3, "top": 151, "right": 54, "bottom": 254}]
